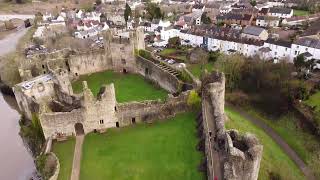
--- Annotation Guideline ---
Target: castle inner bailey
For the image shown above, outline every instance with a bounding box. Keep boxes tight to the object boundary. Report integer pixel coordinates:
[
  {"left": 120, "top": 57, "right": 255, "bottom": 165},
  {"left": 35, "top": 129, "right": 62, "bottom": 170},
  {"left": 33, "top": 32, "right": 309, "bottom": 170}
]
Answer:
[{"left": 17, "top": 76, "right": 190, "bottom": 139}]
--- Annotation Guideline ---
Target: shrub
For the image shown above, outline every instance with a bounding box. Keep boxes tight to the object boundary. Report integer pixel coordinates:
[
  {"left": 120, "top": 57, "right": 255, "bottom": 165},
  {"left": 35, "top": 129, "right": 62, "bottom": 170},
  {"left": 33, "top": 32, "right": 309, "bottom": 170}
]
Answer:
[
  {"left": 36, "top": 154, "right": 57, "bottom": 180},
  {"left": 20, "top": 114, "right": 45, "bottom": 155},
  {"left": 226, "top": 91, "right": 250, "bottom": 106},
  {"left": 187, "top": 90, "right": 201, "bottom": 110},
  {"left": 138, "top": 49, "right": 152, "bottom": 59}
]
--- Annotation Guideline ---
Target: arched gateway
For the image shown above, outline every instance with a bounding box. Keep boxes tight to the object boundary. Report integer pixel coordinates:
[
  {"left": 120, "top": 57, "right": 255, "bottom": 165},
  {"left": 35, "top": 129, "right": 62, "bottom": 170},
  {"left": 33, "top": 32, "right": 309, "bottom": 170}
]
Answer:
[{"left": 74, "top": 123, "right": 84, "bottom": 136}]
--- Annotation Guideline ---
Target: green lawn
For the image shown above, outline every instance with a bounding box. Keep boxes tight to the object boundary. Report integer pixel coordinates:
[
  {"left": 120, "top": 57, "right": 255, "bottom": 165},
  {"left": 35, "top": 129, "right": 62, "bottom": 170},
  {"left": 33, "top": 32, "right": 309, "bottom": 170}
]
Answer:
[
  {"left": 293, "top": 9, "right": 310, "bottom": 16},
  {"left": 160, "top": 48, "right": 188, "bottom": 62},
  {"left": 80, "top": 112, "right": 205, "bottom": 180},
  {"left": 244, "top": 108, "right": 320, "bottom": 178},
  {"left": 304, "top": 91, "right": 320, "bottom": 111},
  {"left": 72, "top": 71, "right": 168, "bottom": 103},
  {"left": 225, "top": 107, "right": 305, "bottom": 180},
  {"left": 52, "top": 138, "right": 76, "bottom": 180},
  {"left": 187, "top": 62, "right": 215, "bottom": 78},
  {"left": 160, "top": 48, "right": 177, "bottom": 56}
]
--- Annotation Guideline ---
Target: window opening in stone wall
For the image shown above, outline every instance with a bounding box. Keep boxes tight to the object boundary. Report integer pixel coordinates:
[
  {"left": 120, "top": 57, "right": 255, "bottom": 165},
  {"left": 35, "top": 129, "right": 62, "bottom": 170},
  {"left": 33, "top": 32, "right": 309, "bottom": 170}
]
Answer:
[
  {"left": 121, "top": 59, "right": 126, "bottom": 64},
  {"left": 75, "top": 73, "right": 78, "bottom": 76},
  {"left": 99, "top": 120, "right": 104, "bottom": 124},
  {"left": 42, "top": 64, "right": 45, "bottom": 69},
  {"left": 123, "top": 69, "right": 127, "bottom": 73},
  {"left": 132, "top": 117, "right": 136, "bottom": 124},
  {"left": 116, "top": 122, "right": 119, "bottom": 128},
  {"left": 114, "top": 106, "right": 117, "bottom": 111}
]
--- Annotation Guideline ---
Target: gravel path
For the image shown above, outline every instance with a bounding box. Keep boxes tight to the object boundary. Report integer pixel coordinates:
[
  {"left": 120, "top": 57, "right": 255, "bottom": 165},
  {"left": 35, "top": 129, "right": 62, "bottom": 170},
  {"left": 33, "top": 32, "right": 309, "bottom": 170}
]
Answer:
[{"left": 71, "top": 135, "right": 84, "bottom": 180}]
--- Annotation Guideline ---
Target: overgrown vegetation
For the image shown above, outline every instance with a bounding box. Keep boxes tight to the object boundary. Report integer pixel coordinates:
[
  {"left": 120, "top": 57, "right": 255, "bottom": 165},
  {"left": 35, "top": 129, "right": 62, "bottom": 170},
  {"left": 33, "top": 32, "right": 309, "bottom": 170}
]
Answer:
[
  {"left": 215, "top": 54, "right": 311, "bottom": 115},
  {"left": 36, "top": 153, "right": 57, "bottom": 180},
  {"left": 19, "top": 114, "right": 45, "bottom": 155}
]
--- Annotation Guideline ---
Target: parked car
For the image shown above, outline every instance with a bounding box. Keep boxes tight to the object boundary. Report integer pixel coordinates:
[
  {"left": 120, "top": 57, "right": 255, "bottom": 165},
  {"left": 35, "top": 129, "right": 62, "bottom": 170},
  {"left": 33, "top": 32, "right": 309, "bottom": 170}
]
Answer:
[{"left": 168, "top": 59, "right": 176, "bottom": 64}]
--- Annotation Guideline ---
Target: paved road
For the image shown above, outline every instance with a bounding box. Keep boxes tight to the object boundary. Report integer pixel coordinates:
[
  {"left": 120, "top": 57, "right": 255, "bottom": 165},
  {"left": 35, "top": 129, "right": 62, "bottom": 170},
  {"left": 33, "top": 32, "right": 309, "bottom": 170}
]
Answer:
[
  {"left": 227, "top": 105, "right": 316, "bottom": 180},
  {"left": 71, "top": 135, "right": 84, "bottom": 180},
  {"left": 0, "top": 26, "right": 28, "bottom": 56}
]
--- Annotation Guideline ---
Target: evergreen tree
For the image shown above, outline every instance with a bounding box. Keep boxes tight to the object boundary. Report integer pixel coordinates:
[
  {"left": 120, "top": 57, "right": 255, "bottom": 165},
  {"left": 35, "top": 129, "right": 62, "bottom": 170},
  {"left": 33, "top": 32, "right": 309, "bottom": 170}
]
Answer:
[{"left": 124, "top": 3, "right": 132, "bottom": 23}]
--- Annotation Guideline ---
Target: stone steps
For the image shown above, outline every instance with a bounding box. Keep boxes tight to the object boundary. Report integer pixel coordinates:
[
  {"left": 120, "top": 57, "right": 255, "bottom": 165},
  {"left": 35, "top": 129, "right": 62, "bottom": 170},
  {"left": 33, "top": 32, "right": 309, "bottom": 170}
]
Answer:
[{"left": 155, "top": 63, "right": 180, "bottom": 77}]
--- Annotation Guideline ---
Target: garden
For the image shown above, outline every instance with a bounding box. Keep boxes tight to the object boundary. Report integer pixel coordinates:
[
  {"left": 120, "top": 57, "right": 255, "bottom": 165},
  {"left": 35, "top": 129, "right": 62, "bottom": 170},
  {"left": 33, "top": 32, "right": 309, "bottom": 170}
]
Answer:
[{"left": 72, "top": 70, "right": 168, "bottom": 103}]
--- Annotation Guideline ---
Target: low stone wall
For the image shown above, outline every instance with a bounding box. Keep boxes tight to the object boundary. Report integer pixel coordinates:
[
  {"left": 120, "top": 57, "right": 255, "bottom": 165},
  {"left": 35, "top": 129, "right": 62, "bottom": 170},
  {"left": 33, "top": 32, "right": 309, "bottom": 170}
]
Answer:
[
  {"left": 116, "top": 92, "right": 190, "bottom": 127},
  {"left": 136, "top": 56, "right": 182, "bottom": 93},
  {"left": 48, "top": 152, "right": 60, "bottom": 180},
  {"left": 200, "top": 72, "right": 263, "bottom": 180}
]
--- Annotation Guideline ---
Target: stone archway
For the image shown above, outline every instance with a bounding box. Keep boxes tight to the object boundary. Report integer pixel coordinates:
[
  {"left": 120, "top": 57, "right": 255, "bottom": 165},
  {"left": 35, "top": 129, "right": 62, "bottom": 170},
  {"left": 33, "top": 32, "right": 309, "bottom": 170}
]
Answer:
[{"left": 74, "top": 123, "right": 84, "bottom": 136}]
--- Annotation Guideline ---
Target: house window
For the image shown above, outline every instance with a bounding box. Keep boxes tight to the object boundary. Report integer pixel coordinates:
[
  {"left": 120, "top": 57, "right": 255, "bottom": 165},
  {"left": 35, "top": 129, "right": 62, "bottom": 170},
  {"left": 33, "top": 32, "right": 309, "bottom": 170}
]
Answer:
[
  {"left": 99, "top": 120, "right": 104, "bottom": 124},
  {"left": 42, "top": 64, "right": 45, "bottom": 69},
  {"left": 285, "top": 48, "right": 288, "bottom": 51},
  {"left": 295, "top": 51, "right": 298, "bottom": 55},
  {"left": 114, "top": 106, "right": 117, "bottom": 111},
  {"left": 132, "top": 117, "right": 136, "bottom": 124},
  {"left": 116, "top": 122, "right": 119, "bottom": 128}
]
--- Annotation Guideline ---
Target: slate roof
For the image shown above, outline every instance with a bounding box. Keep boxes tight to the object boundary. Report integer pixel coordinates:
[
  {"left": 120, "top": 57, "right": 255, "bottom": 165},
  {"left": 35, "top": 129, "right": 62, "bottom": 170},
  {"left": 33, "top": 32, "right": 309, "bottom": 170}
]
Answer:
[
  {"left": 266, "top": 38, "right": 292, "bottom": 48},
  {"left": 269, "top": 7, "right": 292, "bottom": 14},
  {"left": 217, "top": 13, "right": 252, "bottom": 21},
  {"left": 295, "top": 38, "right": 320, "bottom": 49},
  {"left": 242, "top": 26, "right": 265, "bottom": 36}
]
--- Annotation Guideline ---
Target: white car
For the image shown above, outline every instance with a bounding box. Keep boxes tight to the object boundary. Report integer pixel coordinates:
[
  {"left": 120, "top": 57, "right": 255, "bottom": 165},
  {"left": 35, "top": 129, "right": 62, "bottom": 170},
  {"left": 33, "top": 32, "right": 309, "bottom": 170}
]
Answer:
[{"left": 168, "top": 59, "right": 176, "bottom": 64}]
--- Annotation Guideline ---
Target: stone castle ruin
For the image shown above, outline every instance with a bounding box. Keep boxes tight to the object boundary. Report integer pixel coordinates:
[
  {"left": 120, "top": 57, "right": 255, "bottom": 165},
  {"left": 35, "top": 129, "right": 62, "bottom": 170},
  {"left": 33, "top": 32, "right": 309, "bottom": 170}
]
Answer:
[
  {"left": 12, "top": 26, "right": 262, "bottom": 179},
  {"left": 199, "top": 72, "right": 263, "bottom": 180}
]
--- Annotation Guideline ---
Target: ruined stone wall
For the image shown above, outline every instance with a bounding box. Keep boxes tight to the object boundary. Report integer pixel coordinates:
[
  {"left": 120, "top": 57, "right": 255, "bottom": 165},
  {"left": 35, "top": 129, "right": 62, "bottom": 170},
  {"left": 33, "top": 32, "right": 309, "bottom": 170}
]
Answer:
[
  {"left": 40, "top": 108, "right": 83, "bottom": 139},
  {"left": 136, "top": 56, "right": 182, "bottom": 93},
  {"left": 40, "top": 82, "right": 118, "bottom": 139},
  {"left": 201, "top": 72, "right": 263, "bottom": 180},
  {"left": 116, "top": 92, "right": 189, "bottom": 127},
  {"left": 110, "top": 42, "right": 136, "bottom": 73},
  {"left": 68, "top": 50, "right": 112, "bottom": 76}
]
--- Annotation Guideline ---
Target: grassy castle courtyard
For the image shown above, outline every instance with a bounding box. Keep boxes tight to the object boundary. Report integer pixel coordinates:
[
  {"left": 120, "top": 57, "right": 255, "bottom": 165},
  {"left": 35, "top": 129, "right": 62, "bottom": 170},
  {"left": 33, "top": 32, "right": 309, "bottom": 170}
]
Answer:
[
  {"left": 53, "top": 112, "right": 204, "bottom": 180},
  {"left": 72, "top": 70, "right": 168, "bottom": 103}
]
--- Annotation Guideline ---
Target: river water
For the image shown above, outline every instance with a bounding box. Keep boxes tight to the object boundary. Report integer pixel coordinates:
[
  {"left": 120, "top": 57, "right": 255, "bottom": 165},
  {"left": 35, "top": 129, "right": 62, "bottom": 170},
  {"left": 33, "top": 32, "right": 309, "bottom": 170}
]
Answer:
[
  {"left": 0, "top": 26, "right": 36, "bottom": 179},
  {"left": 0, "top": 93, "right": 35, "bottom": 180}
]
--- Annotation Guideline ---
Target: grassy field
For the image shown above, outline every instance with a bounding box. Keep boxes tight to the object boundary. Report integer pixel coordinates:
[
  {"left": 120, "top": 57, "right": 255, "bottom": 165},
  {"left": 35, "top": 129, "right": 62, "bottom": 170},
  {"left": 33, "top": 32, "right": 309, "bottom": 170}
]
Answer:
[
  {"left": 72, "top": 71, "right": 168, "bottom": 103},
  {"left": 245, "top": 108, "right": 320, "bottom": 178},
  {"left": 52, "top": 138, "right": 76, "bottom": 180},
  {"left": 80, "top": 112, "right": 205, "bottom": 180},
  {"left": 187, "top": 62, "right": 215, "bottom": 78},
  {"left": 160, "top": 48, "right": 188, "bottom": 62},
  {"left": 225, "top": 107, "right": 305, "bottom": 180},
  {"left": 304, "top": 91, "right": 320, "bottom": 111},
  {"left": 293, "top": 9, "right": 310, "bottom": 16}
]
